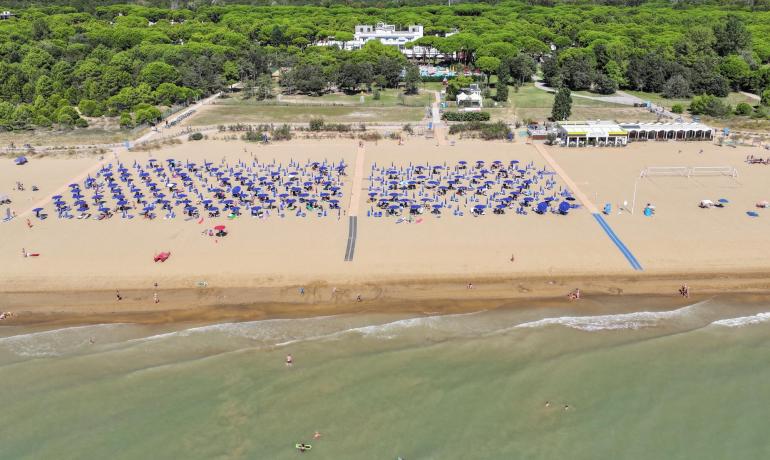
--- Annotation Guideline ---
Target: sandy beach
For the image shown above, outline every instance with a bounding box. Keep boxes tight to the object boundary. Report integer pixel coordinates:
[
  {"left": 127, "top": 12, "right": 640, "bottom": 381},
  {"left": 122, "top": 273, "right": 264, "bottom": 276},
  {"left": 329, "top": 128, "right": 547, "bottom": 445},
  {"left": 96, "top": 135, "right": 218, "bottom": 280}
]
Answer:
[{"left": 2, "top": 137, "right": 770, "bottom": 326}]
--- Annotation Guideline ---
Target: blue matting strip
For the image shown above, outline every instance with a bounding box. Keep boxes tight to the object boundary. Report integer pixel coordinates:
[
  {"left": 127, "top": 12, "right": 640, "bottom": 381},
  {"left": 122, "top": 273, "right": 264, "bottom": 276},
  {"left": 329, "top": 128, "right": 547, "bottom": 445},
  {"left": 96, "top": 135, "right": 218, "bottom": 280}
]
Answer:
[{"left": 592, "top": 213, "right": 643, "bottom": 271}]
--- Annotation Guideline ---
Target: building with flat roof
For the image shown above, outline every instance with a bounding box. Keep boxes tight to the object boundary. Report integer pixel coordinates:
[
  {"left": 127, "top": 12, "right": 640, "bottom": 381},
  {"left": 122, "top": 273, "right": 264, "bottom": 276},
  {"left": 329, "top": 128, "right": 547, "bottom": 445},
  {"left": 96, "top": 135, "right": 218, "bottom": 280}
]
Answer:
[
  {"left": 556, "top": 121, "right": 628, "bottom": 147},
  {"left": 315, "top": 23, "right": 455, "bottom": 60},
  {"left": 555, "top": 120, "right": 713, "bottom": 146},
  {"left": 618, "top": 122, "right": 713, "bottom": 141}
]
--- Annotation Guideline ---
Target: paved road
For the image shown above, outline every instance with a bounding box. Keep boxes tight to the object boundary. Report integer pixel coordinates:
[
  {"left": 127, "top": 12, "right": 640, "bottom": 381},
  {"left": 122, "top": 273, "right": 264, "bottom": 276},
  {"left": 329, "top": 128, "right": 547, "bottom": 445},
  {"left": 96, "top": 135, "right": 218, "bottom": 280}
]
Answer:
[
  {"left": 344, "top": 216, "right": 358, "bottom": 261},
  {"left": 740, "top": 91, "right": 761, "bottom": 102}
]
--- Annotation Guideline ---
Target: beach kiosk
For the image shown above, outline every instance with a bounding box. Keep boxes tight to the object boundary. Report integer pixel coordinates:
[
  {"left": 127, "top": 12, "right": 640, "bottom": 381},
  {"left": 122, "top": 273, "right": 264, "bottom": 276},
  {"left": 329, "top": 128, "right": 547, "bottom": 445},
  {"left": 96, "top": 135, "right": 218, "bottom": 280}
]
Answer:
[{"left": 556, "top": 121, "right": 628, "bottom": 147}]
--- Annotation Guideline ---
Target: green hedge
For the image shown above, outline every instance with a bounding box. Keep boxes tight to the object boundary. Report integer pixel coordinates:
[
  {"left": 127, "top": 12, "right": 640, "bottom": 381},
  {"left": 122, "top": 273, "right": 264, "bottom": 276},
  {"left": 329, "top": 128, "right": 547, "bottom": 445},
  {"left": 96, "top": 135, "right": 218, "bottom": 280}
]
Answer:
[
  {"left": 441, "top": 111, "right": 491, "bottom": 122},
  {"left": 448, "top": 121, "right": 511, "bottom": 140}
]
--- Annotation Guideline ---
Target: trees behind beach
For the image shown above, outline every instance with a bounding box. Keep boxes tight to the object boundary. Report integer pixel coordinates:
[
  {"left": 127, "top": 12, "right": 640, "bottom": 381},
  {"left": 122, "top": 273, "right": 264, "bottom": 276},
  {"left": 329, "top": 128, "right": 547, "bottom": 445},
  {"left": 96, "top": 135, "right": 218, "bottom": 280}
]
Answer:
[{"left": 0, "top": 2, "right": 769, "bottom": 131}]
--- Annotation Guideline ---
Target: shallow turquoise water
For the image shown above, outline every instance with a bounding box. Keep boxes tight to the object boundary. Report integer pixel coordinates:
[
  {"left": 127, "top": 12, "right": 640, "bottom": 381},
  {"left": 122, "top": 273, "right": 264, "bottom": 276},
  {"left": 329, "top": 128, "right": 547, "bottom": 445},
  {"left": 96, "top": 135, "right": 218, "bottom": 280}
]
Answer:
[{"left": 2, "top": 297, "right": 770, "bottom": 459}]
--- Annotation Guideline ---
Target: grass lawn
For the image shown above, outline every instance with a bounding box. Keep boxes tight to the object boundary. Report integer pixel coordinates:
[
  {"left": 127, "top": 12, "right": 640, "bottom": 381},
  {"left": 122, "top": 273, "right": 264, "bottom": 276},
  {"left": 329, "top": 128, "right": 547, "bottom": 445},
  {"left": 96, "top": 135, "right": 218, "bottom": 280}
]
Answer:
[
  {"left": 192, "top": 102, "right": 427, "bottom": 125},
  {"left": 278, "top": 88, "right": 432, "bottom": 107},
  {"left": 623, "top": 90, "right": 756, "bottom": 111},
  {"left": 506, "top": 84, "right": 660, "bottom": 123}
]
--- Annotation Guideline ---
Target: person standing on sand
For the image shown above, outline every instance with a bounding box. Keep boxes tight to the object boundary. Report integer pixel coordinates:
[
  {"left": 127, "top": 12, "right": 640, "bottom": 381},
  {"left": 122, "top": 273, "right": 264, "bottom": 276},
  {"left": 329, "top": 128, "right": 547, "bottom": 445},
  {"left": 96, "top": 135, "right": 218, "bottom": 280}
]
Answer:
[
  {"left": 510, "top": 254, "right": 515, "bottom": 262},
  {"left": 154, "top": 292, "right": 159, "bottom": 304},
  {"left": 116, "top": 290, "right": 122, "bottom": 301}
]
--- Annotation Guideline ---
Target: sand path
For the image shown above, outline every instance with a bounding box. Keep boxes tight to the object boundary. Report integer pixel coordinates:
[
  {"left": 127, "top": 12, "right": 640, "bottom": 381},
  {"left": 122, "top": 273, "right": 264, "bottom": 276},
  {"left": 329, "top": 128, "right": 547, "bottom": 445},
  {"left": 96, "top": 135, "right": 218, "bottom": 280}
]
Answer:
[
  {"left": 532, "top": 143, "right": 599, "bottom": 213},
  {"left": 348, "top": 144, "right": 365, "bottom": 216},
  {"left": 431, "top": 91, "right": 447, "bottom": 145}
]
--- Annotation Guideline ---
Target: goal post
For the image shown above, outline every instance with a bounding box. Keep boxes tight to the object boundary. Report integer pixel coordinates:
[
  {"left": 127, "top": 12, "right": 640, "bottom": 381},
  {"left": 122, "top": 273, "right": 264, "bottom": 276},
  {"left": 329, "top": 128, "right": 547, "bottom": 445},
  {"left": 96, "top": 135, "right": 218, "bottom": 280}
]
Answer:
[
  {"left": 640, "top": 166, "right": 689, "bottom": 178},
  {"left": 640, "top": 166, "right": 738, "bottom": 178}
]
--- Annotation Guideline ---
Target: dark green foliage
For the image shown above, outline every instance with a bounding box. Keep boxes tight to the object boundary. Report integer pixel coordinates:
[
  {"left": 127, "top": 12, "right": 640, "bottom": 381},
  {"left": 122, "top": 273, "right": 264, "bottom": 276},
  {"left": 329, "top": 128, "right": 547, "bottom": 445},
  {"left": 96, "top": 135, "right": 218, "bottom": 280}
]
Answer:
[
  {"left": 442, "top": 111, "right": 491, "bottom": 122},
  {"left": 188, "top": 132, "right": 204, "bottom": 141},
  {"left": 663, "top": 75, "right": 691, "bottom": 99},
  {"left": 671, "top": 104, "right": 684, "bottom": 114},
  {"left": 735, "top": 102, "right": 753, "bottom": 116},
  {"left": 551, "top": 87, "right": 572, "bottom": 121},
  {"left": 0, "top": 2, "right": 768, "bottom": 131},
  {"left": 448, "top": 121, "right": 511, "bottom": 140},
  {"left": 242, "top": 130, "right": 263, "bottom": 142},
  {"left": 592, "top": 74, "right": 617, "bottom": 95},
  {"left": 309, "top": 118, "right": 325, "bottom": 131},
  {"left": 404, "top": 64, "right": 421, "bottom": 95},
  {"left": 272, "top": 124, "right": 292, "bottom": 141},
  {"left": 713, "top": 15, "right": 751, "bottom": 57},
  {"left": 689, "top": 95, "right": 732, "bottom": 117}
]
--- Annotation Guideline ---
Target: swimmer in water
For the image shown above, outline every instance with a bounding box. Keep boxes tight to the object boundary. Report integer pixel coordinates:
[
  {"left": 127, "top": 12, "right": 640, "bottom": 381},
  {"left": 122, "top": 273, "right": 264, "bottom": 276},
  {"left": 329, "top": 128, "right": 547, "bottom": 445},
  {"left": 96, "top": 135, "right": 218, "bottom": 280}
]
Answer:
[
  {"left": 564, "top": 404, "right": 570, "bottom": 411},
  {"left": 313, "top": 431, "right": 321, "bottom": 440},
  {"left": 545, "top": 401, "right": 551, "bottom": 408},
  {"left": 285, "top": 354, "right": 293, "bottom": 366}
]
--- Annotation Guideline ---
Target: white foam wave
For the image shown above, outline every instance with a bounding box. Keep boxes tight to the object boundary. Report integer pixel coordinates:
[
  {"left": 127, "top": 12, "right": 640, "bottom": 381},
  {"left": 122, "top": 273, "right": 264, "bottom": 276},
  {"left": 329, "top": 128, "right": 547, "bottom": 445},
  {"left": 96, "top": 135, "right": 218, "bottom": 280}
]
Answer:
[
  {"left": 342, "top": 311, "right": 485, "bottom": 339},
  {"left": 514, "top": 303, "right": 703, "bottom": 332},
  {"left": 0, "top": 324, "right": 130, "bottom": 358},
  {"left": 710, "top": 312, "right": 770, "bottom": 328}
]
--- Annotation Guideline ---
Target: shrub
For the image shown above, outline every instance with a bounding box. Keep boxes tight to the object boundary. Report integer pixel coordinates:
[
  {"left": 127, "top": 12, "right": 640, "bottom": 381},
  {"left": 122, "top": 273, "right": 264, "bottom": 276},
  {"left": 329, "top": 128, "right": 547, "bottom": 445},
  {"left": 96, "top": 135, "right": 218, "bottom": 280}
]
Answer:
[
  {"left": 441, "top": 111, "right": 491, "bottom": 122},
  {"left": 592, "top": 73, "right": 617, "bottom": 95},
  {"left": 751, "top": 105, "right": 769, "bottom": 119},
  {"left": 119, "top": 112, "right": 134, "bottom": 129},
  {"left": 325, "top": 123, "right": 351, "bottom": 132},
  {"left": 272, "top": 124, "right": 292, "bottom": 140},
  {"left": 241, "top": 130, "right": 263, "bottom": 142},
  {"left": 689, "top": 95, "right": 732, "bottom": 117},
  {"left": 78, "top": 99, "right": 103, "bottom": 117},
  {"left": 671, "top": 104, "right": 684, "bottom": 114},
  {"left": 448, "top": 121, "right": 511, "bottom": 140},
  {"left": 309, "top": 118, "right": 325, "bottom": 131},
  {"left": 373, "top": 88, "right": 381, "bottom": 100},
  {"left": 188, "top": 132, "right": 203, "bottom": 141},
  {"left": 358, "top": 131, "right": 382, "bottom": 141},
  {"left": 662, "top": 75, "right": 691, "bottom": 99},
  {"left": 735, "top": 102, "right": 753, "bottom": 116}
]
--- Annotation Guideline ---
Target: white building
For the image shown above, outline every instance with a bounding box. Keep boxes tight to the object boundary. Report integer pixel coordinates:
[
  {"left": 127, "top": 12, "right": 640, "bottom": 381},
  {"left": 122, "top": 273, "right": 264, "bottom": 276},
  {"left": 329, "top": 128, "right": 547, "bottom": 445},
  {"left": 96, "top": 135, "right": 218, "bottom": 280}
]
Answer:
[
  {"left": 0, "top": 11, "right": 14, "bottom": 20},
  {"left": 355, "top": 23, "right": 423, "bottom": 47},
  {"left": 316, "top": 23, "right": 454, "bottom": 59},
  {"left": 317, "top": 23, "right": 422, "bottom": 52},
  {"left": 456, "top": 84, "right": 483, "bottom": 111}
]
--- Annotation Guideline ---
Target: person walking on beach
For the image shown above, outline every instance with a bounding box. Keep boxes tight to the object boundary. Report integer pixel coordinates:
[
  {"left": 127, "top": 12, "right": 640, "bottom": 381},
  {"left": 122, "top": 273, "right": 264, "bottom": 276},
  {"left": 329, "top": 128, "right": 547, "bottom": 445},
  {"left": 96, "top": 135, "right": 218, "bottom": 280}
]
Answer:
[
  {"left": 153, "top": 292, "right": 159, "bottom": 304},
  {"left": 116, "top": 290, "right": 122, "bottom": 301},
  {"left": 299, "top": 287, "right": 305, "bottom": 296}
]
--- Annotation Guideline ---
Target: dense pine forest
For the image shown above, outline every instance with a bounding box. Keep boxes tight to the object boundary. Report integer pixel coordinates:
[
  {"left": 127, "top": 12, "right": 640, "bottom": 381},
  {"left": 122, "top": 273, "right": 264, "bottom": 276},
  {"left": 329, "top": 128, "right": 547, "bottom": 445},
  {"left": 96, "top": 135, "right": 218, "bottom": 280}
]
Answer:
[{"left": 1, "top": 1, "right": 770, "bottom": 130}]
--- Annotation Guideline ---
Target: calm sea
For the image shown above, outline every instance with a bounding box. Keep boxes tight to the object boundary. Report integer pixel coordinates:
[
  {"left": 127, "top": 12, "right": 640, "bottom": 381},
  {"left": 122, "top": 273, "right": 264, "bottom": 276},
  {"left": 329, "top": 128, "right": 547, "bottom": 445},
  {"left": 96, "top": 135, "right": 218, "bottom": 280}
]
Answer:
[{"left": 2, "top": 296, "right": 770, "bottom": 459}]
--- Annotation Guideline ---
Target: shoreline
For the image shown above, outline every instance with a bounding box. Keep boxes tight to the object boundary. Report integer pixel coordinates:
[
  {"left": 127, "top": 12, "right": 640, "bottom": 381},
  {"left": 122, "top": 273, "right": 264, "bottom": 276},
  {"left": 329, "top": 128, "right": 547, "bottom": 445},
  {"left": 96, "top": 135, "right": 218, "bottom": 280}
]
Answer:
[{"left": 3, "top": 270, "right": 770, "bottom": 328}]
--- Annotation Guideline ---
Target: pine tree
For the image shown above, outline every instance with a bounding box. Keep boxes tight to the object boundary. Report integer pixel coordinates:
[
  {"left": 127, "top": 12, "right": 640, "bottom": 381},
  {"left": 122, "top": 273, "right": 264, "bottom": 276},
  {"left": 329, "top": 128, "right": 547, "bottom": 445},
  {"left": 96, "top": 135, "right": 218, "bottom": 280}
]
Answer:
[
  {"left": 551, "top": 86, "right": 572, "bottom": 121},
  {"left": 404, "top": 64, "right": 421, "bottom": 95}
]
